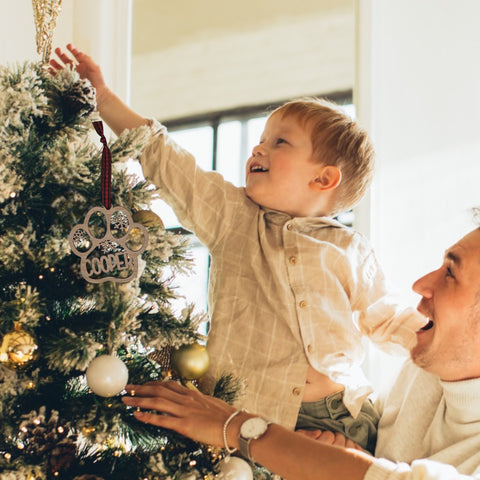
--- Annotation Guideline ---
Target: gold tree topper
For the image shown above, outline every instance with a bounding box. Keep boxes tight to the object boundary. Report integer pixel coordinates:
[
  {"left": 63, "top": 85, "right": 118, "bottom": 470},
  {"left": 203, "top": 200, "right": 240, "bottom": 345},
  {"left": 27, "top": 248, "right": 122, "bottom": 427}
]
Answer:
[{"left": 31, "top": 0, "right": 63, "bottom": 64}]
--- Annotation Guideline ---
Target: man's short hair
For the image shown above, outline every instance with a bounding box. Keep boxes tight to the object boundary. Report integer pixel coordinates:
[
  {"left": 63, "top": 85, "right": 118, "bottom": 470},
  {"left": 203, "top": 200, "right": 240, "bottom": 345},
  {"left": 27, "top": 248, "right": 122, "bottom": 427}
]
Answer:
[{"left": 271, "top": 98, "right": 375, "bottom": 215}]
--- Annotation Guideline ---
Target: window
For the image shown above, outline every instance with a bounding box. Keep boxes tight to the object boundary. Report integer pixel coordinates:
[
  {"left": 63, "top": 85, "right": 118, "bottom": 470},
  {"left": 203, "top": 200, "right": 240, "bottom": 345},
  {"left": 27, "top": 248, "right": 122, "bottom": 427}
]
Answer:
[{"left": 153, "top": 94, "right": 353, "bottom": 316}]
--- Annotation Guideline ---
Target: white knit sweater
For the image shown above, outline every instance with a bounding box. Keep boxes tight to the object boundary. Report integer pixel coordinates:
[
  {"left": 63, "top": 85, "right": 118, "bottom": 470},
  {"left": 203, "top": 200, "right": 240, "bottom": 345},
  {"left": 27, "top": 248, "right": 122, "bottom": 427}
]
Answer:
[{"left": 365, "top": 360, "right": 480, "bottom": 480}]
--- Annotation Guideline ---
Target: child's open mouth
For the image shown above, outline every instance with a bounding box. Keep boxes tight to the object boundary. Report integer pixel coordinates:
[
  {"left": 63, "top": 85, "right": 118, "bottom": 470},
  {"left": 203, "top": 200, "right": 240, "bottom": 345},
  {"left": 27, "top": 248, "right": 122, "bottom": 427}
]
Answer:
[{"left": 250, "top": 164, "right": 268, "bottom": 172}]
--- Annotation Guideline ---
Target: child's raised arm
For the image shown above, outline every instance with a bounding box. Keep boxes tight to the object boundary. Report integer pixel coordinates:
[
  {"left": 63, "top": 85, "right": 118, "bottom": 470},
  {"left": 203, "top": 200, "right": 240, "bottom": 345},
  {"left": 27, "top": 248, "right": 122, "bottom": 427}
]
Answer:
[{"left": 50, "top": 44, "right": 148, "bottom": 136}]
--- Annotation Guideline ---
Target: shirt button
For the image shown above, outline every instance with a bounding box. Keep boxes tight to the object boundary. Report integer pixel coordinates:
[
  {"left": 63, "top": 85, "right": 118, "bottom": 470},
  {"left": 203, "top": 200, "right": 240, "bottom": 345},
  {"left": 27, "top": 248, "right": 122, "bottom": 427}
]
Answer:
[
  {"left": 289, "top": 256, "right": 297, "bottom": 265},
  {"left": 299, "top": 300, "right": 307, "bottom": 308},
  {"left": 292, "top": 387, "right": 302, "bottom": 396},
  {"left": 307, "top": 344, "right": 313, "bottom": 353},
  {"left": 286, "top": 223, "right": 293, "bottom": 231}
]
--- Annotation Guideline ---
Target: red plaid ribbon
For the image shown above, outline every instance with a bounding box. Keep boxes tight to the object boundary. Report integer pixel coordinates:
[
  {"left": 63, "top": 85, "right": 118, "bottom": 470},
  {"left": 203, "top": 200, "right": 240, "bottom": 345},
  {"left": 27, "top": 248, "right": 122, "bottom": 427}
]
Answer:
[{"left": 93, "top": 121, "right": 112, "bottom": 209}]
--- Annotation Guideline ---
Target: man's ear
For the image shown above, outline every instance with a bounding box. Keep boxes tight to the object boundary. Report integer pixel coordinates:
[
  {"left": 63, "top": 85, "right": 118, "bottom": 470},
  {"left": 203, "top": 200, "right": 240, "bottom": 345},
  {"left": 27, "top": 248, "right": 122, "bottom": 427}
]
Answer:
[{"left": 310, "top": 165, "right": 342, "bottom": 192}]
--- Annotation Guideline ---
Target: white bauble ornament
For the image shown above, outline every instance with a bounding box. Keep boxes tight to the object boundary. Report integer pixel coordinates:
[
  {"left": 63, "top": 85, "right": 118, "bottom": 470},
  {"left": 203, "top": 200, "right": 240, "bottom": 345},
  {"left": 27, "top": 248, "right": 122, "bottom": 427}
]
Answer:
[
  {"left": 86, "top": 355, "right": 128, "bottom": 397},
  {"left": 217, "top": 457, "right": 253, "bottom": 480}
]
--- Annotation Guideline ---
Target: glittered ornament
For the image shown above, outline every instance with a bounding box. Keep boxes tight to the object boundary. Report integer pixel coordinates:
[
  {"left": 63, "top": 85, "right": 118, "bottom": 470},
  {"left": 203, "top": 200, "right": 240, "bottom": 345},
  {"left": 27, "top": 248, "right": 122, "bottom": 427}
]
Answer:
[
  {"left": 86, "top": 355, "right": 128, "bottom": 397},
  {"left": 170, "top": 342, "right": 210, "bottom": 381},
  {"left": 217, "top": 457, "right": 253, "bottom": 480},
  {"left": 0, "top": 325, "right": 39, "bottom": 369},
  {"left": 132, "top": 209, "right": 165, "bottom": 229}
]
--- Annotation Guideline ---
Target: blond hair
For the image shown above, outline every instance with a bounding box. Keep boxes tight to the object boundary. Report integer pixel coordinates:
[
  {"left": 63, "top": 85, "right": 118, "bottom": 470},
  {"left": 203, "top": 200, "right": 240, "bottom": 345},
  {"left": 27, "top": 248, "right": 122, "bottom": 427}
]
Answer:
[{"left": 270, "top": 97, "right": 375, "bottom": 215}]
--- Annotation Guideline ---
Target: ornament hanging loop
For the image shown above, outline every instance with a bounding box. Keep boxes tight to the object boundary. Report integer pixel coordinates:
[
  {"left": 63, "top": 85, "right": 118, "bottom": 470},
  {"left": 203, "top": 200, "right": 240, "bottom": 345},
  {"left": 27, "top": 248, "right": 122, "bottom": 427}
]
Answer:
[{"left": 93, "top": 121, "right": 112, "bottom": 210}]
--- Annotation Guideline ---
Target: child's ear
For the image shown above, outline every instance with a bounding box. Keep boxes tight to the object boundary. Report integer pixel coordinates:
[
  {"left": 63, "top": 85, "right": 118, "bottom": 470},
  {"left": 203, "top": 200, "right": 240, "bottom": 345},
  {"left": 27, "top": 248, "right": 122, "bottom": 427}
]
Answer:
[{"left": 310, "top": 165, "right": 342, "bottom": 192}]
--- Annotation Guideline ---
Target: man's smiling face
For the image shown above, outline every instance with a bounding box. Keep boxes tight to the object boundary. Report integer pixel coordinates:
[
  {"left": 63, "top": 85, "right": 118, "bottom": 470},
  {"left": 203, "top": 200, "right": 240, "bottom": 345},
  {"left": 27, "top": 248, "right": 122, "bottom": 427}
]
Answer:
[{"left": 411, "top": 228, "right": 480, "bottom": 381}]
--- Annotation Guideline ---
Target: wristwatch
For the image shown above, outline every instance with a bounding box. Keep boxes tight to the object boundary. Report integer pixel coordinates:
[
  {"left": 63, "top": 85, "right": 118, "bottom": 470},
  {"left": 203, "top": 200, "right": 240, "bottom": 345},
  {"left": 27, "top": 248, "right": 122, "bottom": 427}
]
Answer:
[{"left": 238, "top": 417, "right": 272, "bottom": 463}]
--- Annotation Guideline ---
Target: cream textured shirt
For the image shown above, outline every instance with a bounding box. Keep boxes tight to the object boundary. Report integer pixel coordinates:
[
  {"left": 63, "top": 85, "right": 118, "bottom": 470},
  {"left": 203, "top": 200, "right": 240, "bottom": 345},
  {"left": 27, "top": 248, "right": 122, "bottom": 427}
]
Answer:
[
  {"left": 140, "top": 122, "right": 426, "bottom": 429},
  {"left": 366, "top": 360, "right": 480, "bottom": 480}
]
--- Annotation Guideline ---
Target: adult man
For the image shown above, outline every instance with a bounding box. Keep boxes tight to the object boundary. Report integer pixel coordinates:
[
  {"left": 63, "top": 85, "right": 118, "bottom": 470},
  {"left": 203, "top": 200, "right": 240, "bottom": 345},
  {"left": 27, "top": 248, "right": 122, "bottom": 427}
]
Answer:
[{"left": 123, "top": 225, "right": 480, "bottom": 480}]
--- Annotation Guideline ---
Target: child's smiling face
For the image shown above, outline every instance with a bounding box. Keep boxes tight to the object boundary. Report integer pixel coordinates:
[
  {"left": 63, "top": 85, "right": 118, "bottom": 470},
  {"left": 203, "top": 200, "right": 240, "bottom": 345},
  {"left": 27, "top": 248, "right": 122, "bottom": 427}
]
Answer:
[{"left": 245, "top": 113, "right": 325, "bottom": 217}]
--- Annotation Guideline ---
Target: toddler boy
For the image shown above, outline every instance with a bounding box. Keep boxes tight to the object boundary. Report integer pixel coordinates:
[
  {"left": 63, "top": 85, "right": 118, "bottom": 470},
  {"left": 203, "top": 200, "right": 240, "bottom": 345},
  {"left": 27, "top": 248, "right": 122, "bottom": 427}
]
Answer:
[{"left": 51, "top": 45, "right": 426, "bottom": 453}]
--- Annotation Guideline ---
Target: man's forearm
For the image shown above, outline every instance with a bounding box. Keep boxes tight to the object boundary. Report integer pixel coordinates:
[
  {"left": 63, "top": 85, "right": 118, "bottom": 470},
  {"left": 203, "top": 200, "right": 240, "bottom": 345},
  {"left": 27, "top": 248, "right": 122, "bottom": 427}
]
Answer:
[{"left": 228, "top": 413, "right": 373, "bottom": 480}]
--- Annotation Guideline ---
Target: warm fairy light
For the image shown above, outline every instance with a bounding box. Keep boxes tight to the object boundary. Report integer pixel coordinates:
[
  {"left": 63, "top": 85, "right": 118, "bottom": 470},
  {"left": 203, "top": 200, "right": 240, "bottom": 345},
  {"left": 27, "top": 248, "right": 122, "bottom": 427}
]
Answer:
[
  {"left": 9, "top": 192, "right": 16, "bottom": 198},
  {"left": 33, "top": 418, "right": 41, "bottom": 425},
  {"left": 4, "top": 453, "right": 11, "bottom": 460},
  {"left": 21, "top": 426, "right": 28, "bottom": 433},
  {"left": 49, "top": 267, "right": 55, "bottom": 272},
  {"left": 27, "top": 381, "right": 35, "bottom": 388},
  {"left": 189, "top": 460, "right": 197, "bottom": 466},
  {"left": 45, "top": 316, "right": 51, "bottom": 321},
  {"left": 114, "top": 450, "right": 121, "bottom": 457},
  {"left": 17, "top": 442, "right": 25, "bottom": 449},
  {"left": 57, "top": 426, "right": 64, "bottom": 433},
  {"left": 54, "top": 472, "right": 59, "bottom": 477},
  {"left": 38, "top": 274, "right": 44, "bottom": 280}
]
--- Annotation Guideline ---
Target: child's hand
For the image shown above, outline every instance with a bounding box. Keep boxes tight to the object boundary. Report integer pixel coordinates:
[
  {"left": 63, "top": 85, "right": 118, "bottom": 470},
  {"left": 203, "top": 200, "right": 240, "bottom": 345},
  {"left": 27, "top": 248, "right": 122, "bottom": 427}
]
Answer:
[
  {"left": 50, "top": 44, "right": 148, "bottom": 134},
  {"left": 296, "top": 429, "right": 366, "bottom": 451},
  {"left": 50, "top": 44, "right": 107, "bottom": 93}
]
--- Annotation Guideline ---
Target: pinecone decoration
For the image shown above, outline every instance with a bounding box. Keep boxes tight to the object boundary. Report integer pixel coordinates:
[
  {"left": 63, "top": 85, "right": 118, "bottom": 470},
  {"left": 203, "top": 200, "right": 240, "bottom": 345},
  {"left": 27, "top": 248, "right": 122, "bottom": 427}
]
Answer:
[
  {"left": 58, "top": 76, "right": 96, "bottom": 122},
  {"left": 18, "top": 406, "right": 77, "bottom": 474}
]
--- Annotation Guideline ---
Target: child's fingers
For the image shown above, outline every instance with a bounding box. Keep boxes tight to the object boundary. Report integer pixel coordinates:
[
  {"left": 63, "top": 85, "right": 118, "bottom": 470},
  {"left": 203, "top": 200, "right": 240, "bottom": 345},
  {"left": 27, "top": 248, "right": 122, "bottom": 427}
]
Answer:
[
  {"left": 66, "top": 43, "right": 86, "bottom": 63},
  {"left": 49, "top": 59, "right": 62, "bottom": 70},
  {"left": 51, "top": 47, "right": 74, "bottom": 67}
]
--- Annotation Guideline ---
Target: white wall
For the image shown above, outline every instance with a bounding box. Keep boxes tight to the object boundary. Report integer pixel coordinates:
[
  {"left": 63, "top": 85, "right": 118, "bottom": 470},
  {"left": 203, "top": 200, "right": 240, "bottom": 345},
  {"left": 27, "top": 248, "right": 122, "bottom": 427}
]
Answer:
[
  {"left": 130, "top": 4, "right": 355, "bottom": 119},
  {"left": 356, "top": 0, "right": 480, "bottom": 385},
  {"left": 0, "top": 0, "right": 63, "bottom": 64},
  {"left": 357, "top": 0, "right": 480, "bottom": 304},
  {"left": 0, "top": 0, "right": 131, "bottom": 104}
]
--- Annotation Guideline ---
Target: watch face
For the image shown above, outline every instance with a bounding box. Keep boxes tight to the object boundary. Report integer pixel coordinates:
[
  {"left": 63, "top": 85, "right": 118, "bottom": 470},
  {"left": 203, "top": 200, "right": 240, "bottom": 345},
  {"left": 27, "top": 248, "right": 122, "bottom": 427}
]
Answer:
[{"left": 240, "top": 417, "right": 269, "bottom": 439}]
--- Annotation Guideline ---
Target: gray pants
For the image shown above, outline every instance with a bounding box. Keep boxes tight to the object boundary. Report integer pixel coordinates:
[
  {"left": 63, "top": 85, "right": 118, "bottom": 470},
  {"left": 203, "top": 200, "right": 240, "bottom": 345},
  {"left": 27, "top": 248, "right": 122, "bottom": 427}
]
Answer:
[{"left": 295, "top": 391, "right": 379, "bottom": 453}]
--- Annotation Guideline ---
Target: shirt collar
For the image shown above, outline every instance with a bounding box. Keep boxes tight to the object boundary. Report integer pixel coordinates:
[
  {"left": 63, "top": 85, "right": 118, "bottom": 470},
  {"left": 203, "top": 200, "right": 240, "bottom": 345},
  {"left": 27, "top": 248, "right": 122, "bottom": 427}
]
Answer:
[{"left": 261, "top": 207, "right": 347, "bottom": 230}]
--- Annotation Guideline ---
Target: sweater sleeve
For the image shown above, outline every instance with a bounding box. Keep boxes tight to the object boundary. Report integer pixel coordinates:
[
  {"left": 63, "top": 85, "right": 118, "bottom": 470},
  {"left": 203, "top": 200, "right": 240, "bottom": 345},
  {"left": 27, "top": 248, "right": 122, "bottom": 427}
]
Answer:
[{"left": 365, "top": 458, "right": 477, "bottom": 480}]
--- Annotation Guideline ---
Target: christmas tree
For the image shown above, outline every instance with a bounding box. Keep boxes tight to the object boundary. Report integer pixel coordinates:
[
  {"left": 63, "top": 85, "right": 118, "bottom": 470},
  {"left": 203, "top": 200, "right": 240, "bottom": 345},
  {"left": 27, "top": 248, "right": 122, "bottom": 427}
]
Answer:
[{"left": 0, "top": 60, "right": 250, "bottom": 479}]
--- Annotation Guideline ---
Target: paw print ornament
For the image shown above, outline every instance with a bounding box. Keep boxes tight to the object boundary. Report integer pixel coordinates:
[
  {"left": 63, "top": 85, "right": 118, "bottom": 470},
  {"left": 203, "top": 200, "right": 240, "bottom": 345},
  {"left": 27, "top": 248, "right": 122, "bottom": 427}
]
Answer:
[
  {"left": 69, "top": 121, "right": 149, "bottom": 284},
  {"left": 69, "top": 206, "right": 148, "bottom": 284}
]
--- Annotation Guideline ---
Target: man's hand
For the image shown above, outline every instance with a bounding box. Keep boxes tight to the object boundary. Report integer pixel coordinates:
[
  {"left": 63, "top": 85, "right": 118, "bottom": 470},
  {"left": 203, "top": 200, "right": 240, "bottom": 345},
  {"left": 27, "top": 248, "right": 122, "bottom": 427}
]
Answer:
[{"left": 122, "top": 380, "right": 239, "bottom": 448}]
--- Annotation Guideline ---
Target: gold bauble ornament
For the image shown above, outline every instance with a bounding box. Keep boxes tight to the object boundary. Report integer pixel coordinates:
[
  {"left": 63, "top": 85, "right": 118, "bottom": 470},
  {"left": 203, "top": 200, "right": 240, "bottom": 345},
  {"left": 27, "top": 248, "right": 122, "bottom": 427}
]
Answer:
[
  {"left": 132, "top": 210, "right": 164, "bottom": 229},
  {"left": 170, "top": 342, "right": 210, "bottom": 381},
  {"left": 0, "top": 325, "right": 39, "bottom": 370}
]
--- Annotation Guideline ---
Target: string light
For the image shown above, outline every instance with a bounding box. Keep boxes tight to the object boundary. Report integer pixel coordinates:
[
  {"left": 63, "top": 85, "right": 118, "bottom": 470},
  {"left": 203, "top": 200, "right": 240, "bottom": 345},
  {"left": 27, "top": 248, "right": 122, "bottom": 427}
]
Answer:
[
  {"left": 4, "top": 453, "right": 11, "bottom": 460},
  {"left": 9, "top": 192, "right": 16, "bottom": 198}
]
